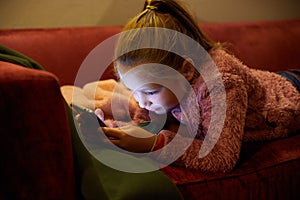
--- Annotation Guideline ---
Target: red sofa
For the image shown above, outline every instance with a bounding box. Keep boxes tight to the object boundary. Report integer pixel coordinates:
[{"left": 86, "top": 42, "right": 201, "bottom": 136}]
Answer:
[{"left": 0, "top": 19, "right": 300, "bottom": 200}]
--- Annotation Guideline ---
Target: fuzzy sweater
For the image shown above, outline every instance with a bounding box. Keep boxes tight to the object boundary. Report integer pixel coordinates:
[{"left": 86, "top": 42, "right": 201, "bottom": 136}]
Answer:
[
  {"left": 154, "top": 49, "right": 300, "bottom": 172},
  {"left": 61, "top": 49, "right": 300, "bottom": 173}
]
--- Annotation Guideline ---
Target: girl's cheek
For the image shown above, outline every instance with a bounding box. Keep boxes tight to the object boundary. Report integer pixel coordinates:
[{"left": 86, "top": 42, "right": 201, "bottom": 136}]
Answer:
[{"left": 132, "top": 92, "right": 142, "bottom": 103}]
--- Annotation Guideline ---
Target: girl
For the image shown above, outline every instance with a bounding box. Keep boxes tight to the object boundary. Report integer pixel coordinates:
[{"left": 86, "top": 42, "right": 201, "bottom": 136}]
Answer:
[{"left": 97, "top": 0, "right": 300, "bottom": 172}]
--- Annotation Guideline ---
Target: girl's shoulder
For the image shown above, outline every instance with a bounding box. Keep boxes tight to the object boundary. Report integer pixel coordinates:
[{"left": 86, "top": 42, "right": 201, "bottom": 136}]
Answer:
[
  {"left": 209, "top": 48, "right": 243, "bottom": 66},
  {"left": 208, "top": 48, "right": 250, "bottom": 75}
]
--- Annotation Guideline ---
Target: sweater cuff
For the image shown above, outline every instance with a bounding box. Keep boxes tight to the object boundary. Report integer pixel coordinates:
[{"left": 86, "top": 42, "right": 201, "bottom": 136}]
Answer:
[{"left": 153, "top": 134, "right": 165, "bottom": 150}]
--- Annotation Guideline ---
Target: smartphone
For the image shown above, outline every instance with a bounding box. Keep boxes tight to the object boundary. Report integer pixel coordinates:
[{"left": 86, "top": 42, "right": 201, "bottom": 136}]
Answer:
[{"left": 70, "top": 103, "right": 107, "bottom": 127}]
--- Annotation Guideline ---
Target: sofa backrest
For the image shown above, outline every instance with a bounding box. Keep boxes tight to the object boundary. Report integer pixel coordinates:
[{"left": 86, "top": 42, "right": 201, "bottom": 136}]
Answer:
[
  {"left": 201, "top": 19, "right": 300, "bottom": 72},
  {"left": 0, "top": 19, "right": 299, "bottom": 86},
  {"left": 0, "top": 26, "right": 122, "bottom": 86}
]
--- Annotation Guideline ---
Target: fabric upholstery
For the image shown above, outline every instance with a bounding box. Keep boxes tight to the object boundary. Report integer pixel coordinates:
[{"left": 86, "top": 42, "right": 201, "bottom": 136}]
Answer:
[
  {"left": 0, "top": 48, "right": 182, "bottom": 200},
  {"left": 0, "top": 62, "right": 76, "bottom": 199},
  {"left": 201, "top": 19, "right": 300, "bottom": 71},
  {"left": 0, "top": 26, "right": 122, "bottom": 86},
  {"left": 0, "top": 19, "right": 299, "bottom": 86},
  {"left": 161, "top": 134, "right": 300, "bottom": 200}
]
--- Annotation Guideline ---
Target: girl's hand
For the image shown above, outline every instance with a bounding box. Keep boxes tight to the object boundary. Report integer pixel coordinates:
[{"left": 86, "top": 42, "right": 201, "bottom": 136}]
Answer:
[{"left": 101, "top": 125, "right": 157, "bottom": 153}]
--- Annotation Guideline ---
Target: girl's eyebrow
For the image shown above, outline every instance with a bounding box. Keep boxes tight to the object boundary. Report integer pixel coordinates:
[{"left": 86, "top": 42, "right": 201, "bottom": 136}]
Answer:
[{"left": 138, "top": 84, "right": 162, "bottom": 90}]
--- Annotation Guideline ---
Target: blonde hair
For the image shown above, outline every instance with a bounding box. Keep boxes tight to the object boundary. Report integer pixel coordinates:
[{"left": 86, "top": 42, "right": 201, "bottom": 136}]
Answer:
[{"left": 115, "top": 0, "right": 219, "bottom": 79}]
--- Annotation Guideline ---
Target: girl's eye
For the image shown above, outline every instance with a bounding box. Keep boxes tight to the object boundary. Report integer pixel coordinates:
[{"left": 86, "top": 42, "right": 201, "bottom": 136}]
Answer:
[{"left": 144, "top": 91, "right": 158, "bottom": 95}]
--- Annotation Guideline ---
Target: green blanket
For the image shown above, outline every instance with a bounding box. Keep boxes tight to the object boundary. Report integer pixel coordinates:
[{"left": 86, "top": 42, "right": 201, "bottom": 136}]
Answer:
[
  {"left": 0, "top": 44, "right": 183, "bottom": 200},
  {"left": 0, "top": 45, "right": 44, "bottom": 70}
]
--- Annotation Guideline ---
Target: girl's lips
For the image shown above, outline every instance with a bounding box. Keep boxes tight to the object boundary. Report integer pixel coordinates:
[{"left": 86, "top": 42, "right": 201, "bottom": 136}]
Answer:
[
  {"left": 146, "top": 105, "right": 167, "bottom": 114},
  {"left": 146, "top": 106, "right": 160, "bottom": 112}
]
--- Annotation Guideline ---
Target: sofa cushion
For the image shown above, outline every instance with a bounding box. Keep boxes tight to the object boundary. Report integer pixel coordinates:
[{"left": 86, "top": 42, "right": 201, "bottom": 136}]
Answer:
[
  {"left": 0, "top": 61, "right": 76, "bottom": 199},
  {"left": 161, "top": 133, "right": 300, "bottom": 200}
]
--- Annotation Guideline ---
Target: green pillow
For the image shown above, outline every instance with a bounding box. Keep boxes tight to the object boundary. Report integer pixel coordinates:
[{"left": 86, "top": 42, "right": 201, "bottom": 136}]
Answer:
[
  {"left": 0, "top": 45, "right": 44, "bottom": 69},
  {"left": 67, "top": 106, "right": 183, "bottom": 200}
]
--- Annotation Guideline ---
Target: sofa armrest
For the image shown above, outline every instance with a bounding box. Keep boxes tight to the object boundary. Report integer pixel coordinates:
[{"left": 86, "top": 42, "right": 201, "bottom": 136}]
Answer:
[{"left": 0, "top": 61, "right": 76, "bottom": 199}]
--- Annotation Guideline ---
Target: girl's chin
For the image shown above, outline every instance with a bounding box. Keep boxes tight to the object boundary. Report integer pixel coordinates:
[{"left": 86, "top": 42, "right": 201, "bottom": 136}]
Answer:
[
  {"left": 153, "top": 110, "right": 165, "bottom": 115},
  {"left": 148, "top": 107, "right": 168, "bottom": 115}
]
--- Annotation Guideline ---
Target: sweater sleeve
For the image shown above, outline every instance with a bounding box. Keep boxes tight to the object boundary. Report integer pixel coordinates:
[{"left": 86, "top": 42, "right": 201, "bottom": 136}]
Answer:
[{"left": 155, "top": 72, "right": 248, "bottom": 172}]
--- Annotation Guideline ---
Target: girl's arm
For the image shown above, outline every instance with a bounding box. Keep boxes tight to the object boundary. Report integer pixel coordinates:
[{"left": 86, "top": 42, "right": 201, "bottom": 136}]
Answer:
[{"left": 155, "top": 73, "right": 248, "bottom": 172}]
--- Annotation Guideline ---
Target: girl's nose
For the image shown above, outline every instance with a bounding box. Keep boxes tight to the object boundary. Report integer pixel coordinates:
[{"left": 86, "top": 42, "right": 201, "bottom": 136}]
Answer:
[
  {"left": 138, "top": 99, "right": 150, "bottom": 108},
  {"left": 133, "top": 92, "right": 150, "bottom": 108}
]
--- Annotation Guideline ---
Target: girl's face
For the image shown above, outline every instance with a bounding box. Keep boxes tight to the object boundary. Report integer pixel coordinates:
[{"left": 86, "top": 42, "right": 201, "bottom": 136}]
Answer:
[
  {"left": 131, "top": 83, "right": 179, "bottom": 114},
  {"left": 116, "top": 62, "right": 184, "bottom": 115}
]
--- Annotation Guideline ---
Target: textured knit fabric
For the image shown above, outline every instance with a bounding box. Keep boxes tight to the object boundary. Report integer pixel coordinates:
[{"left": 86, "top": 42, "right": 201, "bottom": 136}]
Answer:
[{"left": 154, "top": 49, "right": 300, "bottom": 172}]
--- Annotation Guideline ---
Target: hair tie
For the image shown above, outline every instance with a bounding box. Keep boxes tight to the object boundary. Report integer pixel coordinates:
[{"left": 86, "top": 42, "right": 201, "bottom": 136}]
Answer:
[{"left": 146, "top": 5, "right": 157, "bottom": 10}]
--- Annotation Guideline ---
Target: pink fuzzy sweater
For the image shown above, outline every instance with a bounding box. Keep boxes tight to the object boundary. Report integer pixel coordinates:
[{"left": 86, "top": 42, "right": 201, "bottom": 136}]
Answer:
[
  {"left": 61, "top": 48, "right": 300, "bottom": 173},
  {"left": 152, "top": 49, "right": 300, "bottom": 172}
]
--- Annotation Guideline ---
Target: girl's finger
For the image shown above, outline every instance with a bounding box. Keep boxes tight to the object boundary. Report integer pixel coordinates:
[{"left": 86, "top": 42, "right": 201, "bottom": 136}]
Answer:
[
  {"left": 94, "top": 108, "right": 105, "bottom": 121},
  {"left": 102, "top": 135, "right": 120, "bottom": 142},
  {"left": 102, "top": 127, "right": 123, "bottom": 139}
]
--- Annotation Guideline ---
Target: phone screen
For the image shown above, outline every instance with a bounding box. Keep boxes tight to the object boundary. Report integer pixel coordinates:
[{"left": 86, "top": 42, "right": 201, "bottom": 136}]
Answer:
[{"left": 70, "top": 103, "right": 107, "bottom": 127}]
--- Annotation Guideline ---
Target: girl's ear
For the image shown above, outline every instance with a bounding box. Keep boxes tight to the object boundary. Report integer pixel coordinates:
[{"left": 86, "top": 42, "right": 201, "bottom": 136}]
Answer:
[{"left": 179, "top": 58, "right": 195, "bottom": 81}]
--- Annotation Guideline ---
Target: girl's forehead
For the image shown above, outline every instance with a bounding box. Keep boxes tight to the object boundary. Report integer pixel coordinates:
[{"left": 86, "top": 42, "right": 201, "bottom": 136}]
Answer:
[
  {"left": 116, "top": 62, "right": 176, "bottom": 78},
  {"left": 116, "top": 62, "right": 152, "bottom": 82},
  {"left": 121, "top": 75, "right": 156, "bottom": 91},
  {"left": 116, "top": 62, "right": 185, "bottom": 91},
  {"left": 136, "top": 83, "right": 162, "bottom": 90}
]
